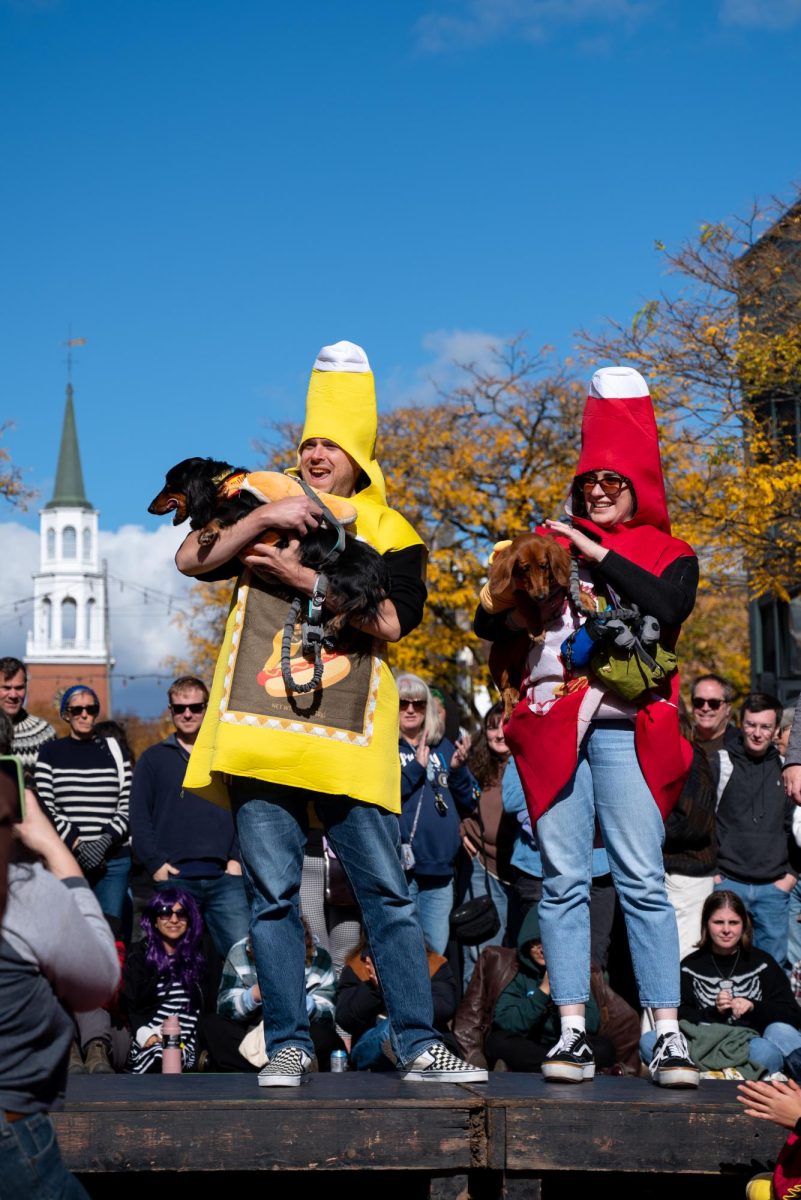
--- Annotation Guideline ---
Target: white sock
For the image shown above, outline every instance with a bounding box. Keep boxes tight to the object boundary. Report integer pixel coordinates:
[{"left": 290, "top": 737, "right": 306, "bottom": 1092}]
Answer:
[
  {"left": 561, "top": 1015, "right": 586, "bottom": 1035},
  {"left": 655, "top": 1019, "right": 679, "bottom": 1038}
]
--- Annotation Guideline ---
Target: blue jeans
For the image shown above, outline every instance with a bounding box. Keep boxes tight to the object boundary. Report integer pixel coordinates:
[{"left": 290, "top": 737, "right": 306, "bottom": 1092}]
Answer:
[
  {"left": 350, "top": 1018, "right": 393, "bottom": 1072},
  {"left": 91, "top": 851, "right": 130, "bottom": 921},
  {"left": 640, "top": 1022, "right": 801, "bottom": 1074},
  {"left": 715, "top": 877, "right": 790, "bottom": 967},
  {"left": 460, "top": 856, "right": 510, "bottom": 990},
  {"left": 407, "top": 874, "right": 454, "bottom": 955},
  {"left": 0, "top": 1112, "right": 88, "bottom": 1199},
  {"left": 231, "top": 781, "right": 437, "bottom": 1066},
  {"left": 155, "top": 873, "right": 250, "bottom": 960},
  {"left": 536, "top": 722, "right": 679, "bottom": 1008}
]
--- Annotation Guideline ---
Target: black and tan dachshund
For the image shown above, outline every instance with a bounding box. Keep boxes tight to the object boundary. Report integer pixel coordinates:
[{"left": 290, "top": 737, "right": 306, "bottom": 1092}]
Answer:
[{"left": 149, "top": 456, "right": 391, "bottom": 635}]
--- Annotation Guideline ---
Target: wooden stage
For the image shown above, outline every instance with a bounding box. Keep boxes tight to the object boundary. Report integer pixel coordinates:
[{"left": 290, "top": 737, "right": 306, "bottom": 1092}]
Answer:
[{"left": 54, "top": 1073, "right": 786, "bottom": 1196}]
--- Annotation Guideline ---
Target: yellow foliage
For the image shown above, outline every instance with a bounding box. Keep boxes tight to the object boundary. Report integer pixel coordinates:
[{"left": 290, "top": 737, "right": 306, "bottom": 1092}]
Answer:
[{"left": 0, "top": 423, "right": 33, "bottom": 509}]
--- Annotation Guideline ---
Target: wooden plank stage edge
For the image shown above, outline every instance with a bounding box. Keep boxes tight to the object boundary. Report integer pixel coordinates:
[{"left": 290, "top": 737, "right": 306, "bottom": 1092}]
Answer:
[{"left": 53, "top": 1074, "right": 788, "bottom": 1177}]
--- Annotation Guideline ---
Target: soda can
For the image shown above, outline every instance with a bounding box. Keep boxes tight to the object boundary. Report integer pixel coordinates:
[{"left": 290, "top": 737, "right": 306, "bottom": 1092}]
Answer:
[{"left": 330, "top": 1050, "right": 349, "bottom": 1072}]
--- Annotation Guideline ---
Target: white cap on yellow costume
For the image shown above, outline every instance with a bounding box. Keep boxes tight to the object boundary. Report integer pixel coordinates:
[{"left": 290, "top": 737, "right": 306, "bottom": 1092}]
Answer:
[{"left": 295, "top": 339, "right": 387, "bottom": 506}]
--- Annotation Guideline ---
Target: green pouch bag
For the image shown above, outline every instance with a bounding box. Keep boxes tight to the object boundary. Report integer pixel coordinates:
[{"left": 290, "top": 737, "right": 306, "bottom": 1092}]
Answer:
[{"left": 591, "top": 641, "right": 678, "bottom": 702}]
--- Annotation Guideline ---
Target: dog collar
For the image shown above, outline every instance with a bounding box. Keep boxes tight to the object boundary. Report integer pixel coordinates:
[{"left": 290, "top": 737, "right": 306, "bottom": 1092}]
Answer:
[{"left": 216, "top": 470, "right": 248, "bottom": 499}]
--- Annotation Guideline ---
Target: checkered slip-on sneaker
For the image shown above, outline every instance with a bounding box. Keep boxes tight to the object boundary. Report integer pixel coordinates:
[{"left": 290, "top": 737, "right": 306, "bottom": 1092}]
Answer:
[
  {"left": 400, "top": 1043, "right": 488, "bottom": 1083},
  {"left": 257, "top": 1046, "right": 316, "bottom": 1087}
]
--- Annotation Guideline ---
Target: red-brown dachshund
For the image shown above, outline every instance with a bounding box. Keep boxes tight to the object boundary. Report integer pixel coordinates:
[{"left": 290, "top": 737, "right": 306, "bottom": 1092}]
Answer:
[{"left": 483, "top": 532, "right": 578, "bottom": 719}]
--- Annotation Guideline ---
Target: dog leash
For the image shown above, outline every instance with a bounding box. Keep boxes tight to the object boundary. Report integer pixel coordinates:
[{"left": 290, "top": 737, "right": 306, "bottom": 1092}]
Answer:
[{"left": 280, "top": 478, "right": 347, "bottom": 695}]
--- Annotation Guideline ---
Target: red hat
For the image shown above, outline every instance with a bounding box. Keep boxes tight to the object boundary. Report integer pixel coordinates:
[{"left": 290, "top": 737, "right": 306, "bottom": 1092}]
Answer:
[{"left": 574, "top": 366, "right": 670, "bottom": 534}]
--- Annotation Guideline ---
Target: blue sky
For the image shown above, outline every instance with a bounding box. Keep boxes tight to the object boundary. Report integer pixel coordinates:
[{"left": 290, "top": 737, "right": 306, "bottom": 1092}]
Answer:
[{"left": 2, "top": 0, "right": 800, "bottom": 713}]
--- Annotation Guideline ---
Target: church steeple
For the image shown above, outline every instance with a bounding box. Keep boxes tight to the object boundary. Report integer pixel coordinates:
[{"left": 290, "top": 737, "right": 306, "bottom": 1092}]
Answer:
[{"left": 45, "top": 383, "right": 91, "bottom": 510}]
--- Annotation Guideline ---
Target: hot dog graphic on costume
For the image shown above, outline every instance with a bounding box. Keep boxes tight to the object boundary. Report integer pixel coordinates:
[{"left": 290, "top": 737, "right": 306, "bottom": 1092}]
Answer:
[{"left": 256, "top": 626, "right": 351, "bottom": 698}]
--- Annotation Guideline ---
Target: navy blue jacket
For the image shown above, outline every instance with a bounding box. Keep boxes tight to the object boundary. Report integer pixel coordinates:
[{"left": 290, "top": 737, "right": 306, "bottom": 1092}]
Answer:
[
  {"left": 130, "top": 734, "right": 240, "bottom": 877},
  {"left": 398, "top": 737, "right": 479, "bottom": 877}
]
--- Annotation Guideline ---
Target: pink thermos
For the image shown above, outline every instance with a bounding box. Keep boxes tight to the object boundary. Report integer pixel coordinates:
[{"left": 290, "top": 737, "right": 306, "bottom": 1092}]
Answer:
[{"left": 161, "top": 1014, "right": 182, "bottom": 1074}]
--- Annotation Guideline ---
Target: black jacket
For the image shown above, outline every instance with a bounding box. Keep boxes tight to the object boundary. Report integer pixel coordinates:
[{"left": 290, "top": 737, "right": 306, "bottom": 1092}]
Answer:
[
  {"left": 715, "top": 734, "right": 793, "bottom": 884},
  {"left": 335, "top": 952, "right": 457, "bottom": 1045},
  {"left": 121, "top": 943, "right": 217, "bottom": 1035}
]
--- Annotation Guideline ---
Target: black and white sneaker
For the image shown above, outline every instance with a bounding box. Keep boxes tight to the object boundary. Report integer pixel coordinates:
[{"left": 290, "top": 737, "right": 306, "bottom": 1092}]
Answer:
[
  {"left": 401, "top": 1043, "right": 488, "bottom": 1083},
  {"left": 541, "top": 1028, "right": 595, "bottom": 1083},
  {"left": 258, "top": 1046, "right": 316, "bottom": 1087},
  {"left": 648, "top": 1031, "right": 700, "bottom": 1089}
]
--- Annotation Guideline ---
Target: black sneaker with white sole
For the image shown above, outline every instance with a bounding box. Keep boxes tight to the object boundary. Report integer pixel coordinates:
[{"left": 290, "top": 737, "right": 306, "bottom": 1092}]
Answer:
[
  {"left": 400, "top": 1043, "right": 488, "bottom": 1083},
  {"left": 258, "top": 1046, "right": 316, "bottom": 1087},
  {"left": 648, "top": 1031, "right": 700, "bottom": 1088},
  {"left": 541, "top": 1028, "right": 595, "bottom": 1083}
]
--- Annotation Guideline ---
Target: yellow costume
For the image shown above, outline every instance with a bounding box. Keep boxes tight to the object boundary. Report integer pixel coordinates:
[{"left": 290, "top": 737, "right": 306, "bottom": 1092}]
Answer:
[{"left": 184, "top": 342, "right": 424, "bottom": 813}]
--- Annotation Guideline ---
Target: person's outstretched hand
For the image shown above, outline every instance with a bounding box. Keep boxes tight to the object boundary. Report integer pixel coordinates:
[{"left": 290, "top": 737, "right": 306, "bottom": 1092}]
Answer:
[{"left": 738, "top": 1078, "right": 801, "bottom": 1131}]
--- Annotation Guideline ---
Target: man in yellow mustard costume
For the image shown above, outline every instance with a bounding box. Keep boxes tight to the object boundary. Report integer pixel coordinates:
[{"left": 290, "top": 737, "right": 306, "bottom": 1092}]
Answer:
[{"left": 176, "top": 341, "right": 487, "bottom": 1086}]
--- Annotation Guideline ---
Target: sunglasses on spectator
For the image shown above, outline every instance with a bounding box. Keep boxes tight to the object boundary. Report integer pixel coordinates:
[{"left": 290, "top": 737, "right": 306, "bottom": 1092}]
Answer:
[
  {"left": 399, "top": 699, "right": 426, "bottom": 711},
  {"left": 170, "top": 702, "right": 206, "bottom": 714},
  {"left": 66, "top": 704, "right": 99, "bottom": 717},
  {"left": 154, "top": 906, "right": 188, "bottom": 920},
  {"left": 691, "top": 697, "right": 725, "bottom": 711},
  {"left": 579, "top": 473, "right": 629, "bottom": 498}
]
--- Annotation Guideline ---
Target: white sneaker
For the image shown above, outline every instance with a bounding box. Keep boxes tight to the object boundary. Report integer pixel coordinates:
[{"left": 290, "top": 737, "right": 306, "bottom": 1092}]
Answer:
[
  {"left": 258, "top": 1046, "right": 316, "bottom": 1087},
  {"left": 401, "top": 1043, "right": 488, "bottom": 1083},
  {"left": 541, "top": 1028, "right": 595, "bottom": 1083},
  {"left": 648, "top": 1031, "right": 700, "bottom": 1088}
]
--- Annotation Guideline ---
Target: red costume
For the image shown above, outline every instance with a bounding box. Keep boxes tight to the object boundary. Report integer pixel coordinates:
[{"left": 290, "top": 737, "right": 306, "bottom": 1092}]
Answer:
[{"left": 503, "top": 370, "right": 696, "bottom": 824}]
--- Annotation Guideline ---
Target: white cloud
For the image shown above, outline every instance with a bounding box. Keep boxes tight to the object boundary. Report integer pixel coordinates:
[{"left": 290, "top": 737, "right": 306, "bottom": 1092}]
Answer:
[
  {"left": 720, "top": 0, "right": 801, "bottom": 27},
  {"left": 414, "top": 0, "right": 654, "bottom": 53},
  {"left": 382, "top": 327, "right": 505, "bottom": 407},
  {"left": 0, "top": 521, "right": 195, "bottom": 716}
]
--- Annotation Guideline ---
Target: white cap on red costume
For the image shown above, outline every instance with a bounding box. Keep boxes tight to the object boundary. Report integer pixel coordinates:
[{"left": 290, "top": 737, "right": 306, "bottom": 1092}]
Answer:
[
  {"left": 575, "top": 364, "right": 670, "bottom": 533},
  {"left": 589, "top": 366, "right": 649, "bottom": 400}
]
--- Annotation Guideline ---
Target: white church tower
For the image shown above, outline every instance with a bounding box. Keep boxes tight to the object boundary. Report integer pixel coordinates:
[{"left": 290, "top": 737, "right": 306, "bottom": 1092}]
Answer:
[{"left": 25, "top": 384, "right": 111, "bottom": 714}]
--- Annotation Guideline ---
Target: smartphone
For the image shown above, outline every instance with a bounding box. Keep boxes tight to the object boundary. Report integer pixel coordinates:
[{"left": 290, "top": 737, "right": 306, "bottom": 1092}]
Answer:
[{"left": 0, "top": 755, "right": 25, "bottom": 823}]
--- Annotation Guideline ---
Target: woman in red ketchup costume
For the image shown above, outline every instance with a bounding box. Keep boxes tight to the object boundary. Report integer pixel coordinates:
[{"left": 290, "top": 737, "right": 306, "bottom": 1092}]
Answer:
[{"left": 475, "top": 366, "right": 700, "bottom": 1088}]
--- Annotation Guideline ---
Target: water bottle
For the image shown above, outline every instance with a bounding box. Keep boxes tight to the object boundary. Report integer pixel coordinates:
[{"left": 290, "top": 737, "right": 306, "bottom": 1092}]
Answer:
[
  {"left": 161, "top": 1014, "right": 182, "bottom": 1074},
  {"left": 330, "top": 1049, "right": 348, "bottom": 1072}
]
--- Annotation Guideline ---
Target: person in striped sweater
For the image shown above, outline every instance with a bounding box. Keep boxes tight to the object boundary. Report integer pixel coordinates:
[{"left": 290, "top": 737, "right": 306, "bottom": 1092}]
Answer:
[{"left": 34, "top": 685, "right": 132, "bottom": 919}]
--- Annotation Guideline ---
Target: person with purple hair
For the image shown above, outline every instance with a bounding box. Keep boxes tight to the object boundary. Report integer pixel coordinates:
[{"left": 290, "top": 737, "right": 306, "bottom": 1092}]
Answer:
[{"left": 122, "top": 889, "right": 211, "bottom": 1073}]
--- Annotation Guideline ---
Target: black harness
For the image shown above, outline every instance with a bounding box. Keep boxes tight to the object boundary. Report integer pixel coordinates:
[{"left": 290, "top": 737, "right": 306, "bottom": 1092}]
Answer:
[{"left": 280, "top": 479, "right": 348, "bottom": 695}]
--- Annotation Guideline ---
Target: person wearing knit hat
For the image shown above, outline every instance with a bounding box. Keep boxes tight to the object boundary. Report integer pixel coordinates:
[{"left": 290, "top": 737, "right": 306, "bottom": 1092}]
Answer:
[
  {"left": 476, "top": 365, "right": 700, "bottom": 1089},
  {"left": 34, "top": 683, "right": 132, "bottom": 921},
  {"left": 176, "top": 340, "right": 487, "bottom": 1087}
]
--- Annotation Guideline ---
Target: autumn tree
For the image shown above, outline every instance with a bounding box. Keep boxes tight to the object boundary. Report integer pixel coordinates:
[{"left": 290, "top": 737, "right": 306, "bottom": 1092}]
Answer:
[
  {"left": 172, "top": 198, "right": 801, "bottom": 712},
  {"left": 1, "top": 423, "right": 32, "bottom": 508},
  {"left": 578, "top": 197, "right": 801, "bottom": 605},
  {"left": 165, "top": 577, "right": 232, "bottom": 685}
]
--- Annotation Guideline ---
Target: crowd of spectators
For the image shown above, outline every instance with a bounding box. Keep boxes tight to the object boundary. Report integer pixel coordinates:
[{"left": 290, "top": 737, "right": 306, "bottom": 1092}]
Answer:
[{"left": 3, "top": 652, "right": 801, "bottom": 1087}]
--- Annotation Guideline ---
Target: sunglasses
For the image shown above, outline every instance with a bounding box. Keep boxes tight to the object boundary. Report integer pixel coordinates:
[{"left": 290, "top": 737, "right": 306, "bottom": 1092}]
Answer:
[
  {"left": 170, "top": 702, "right": 206, "bottom": 714},
  {"left": 580, "top": 473, "right": 628, "bottom": 498},
  {"left": 399, "top": 699, "right": 426, "bottom": 711},
  {"left": 154, "top": 906, "right": 189, "bottom": 920},
  {"left": 691, "top": 697, "right": 725, "bottom": 711},
  {"left": 66, "top": 704, "right": 99, "bottom": 717}
]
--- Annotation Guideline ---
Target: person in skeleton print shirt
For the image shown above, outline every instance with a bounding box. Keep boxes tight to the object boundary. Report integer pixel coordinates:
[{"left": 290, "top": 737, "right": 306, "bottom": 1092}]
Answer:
[
  {"left": 396, "top": 673, "right": 480, "bottom": 955},
  {"left": 641, "top": 889, "right": 801, "bottom": 1076}
]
